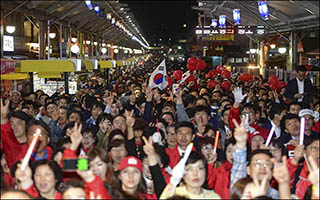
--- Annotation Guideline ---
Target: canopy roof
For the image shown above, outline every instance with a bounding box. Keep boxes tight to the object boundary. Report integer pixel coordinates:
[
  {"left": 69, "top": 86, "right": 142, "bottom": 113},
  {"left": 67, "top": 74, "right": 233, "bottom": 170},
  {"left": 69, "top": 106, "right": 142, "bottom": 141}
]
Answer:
[
  {"left": 193, "top": 1, "right": 319, "bottom": 33},
  {"left": 1, "top": 1, "right": 146, "bottom": 49}
]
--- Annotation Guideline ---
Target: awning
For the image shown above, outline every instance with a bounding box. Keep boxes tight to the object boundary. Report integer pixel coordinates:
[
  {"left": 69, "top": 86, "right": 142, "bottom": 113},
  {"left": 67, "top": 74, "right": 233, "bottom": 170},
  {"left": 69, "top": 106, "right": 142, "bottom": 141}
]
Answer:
[
  {"left": 83, "top": 60, "right": 94, "bottom": 70},
  {"left": 21, "top": 60, "right": 75, "bottom": 72},
  {"left": 1, "top": 73, "right": 30, "bottom": 80},
  {"left": 116, "top": 61, "right": 124, "bottom": 66},
  {"left": 99, "top": 61, "right": 113, "bottom": 69},
  {"left": 37, "top": 72, "right": 62, "bottom": 78}
]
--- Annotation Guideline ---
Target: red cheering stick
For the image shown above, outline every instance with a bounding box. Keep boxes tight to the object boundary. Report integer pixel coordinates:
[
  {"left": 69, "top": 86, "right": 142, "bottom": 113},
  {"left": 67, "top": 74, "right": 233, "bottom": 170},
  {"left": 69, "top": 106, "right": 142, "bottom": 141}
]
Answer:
[
  {"left": 213, "top": 131, "right": 220, "bottom": 154},
  {"left": 21, "top": 128, "right": 41, "bottom": 171}
]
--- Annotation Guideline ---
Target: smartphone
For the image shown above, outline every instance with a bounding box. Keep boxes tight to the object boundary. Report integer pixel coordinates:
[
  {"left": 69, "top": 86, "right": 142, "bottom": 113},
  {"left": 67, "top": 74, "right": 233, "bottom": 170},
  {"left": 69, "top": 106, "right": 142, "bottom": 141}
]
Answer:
[{"left": 63, "top": 158, "right": 88, "bottom": 172}]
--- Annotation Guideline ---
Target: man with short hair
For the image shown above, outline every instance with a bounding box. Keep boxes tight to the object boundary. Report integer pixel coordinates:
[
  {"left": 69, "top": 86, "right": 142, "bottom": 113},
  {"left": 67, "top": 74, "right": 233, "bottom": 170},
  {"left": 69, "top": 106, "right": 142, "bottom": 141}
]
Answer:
[
  {"left": 280, "top": 114, "right": 301, "bottom": 157},
  {"left": 165, "top": 121, "right": 195, "bottom": 169},
  {"left": 230, "top": 118, "right": 278, "bottom": 199},
  {"left": 262, "top": 103, "right": 287, "bottom": 139},
  {"left": 288, "top": 101, "right": 301, "bottom": 115},
  {"left": 285, "top": 65, "right": 313, "bottom": 102}
]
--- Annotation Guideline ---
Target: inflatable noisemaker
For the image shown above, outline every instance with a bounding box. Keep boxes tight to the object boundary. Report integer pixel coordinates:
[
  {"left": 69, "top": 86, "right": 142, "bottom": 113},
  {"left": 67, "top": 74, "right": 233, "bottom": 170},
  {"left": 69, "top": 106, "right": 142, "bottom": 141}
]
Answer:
[
  {"left": 21, "top": 128, "right": 41, "bottom": 171},
  {"left": 265, "top": 126, "right": 275, "bottom": 146},
  {"left": 213, "top": 131, "right": 220, "bottom": 154}
]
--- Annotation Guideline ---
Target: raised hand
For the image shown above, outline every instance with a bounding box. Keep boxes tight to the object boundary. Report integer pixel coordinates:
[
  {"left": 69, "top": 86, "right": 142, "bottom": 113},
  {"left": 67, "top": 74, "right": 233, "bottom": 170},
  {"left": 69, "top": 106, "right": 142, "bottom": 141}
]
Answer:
[
  {"left": 104, "top": 92, "right": 114, "bottom": 106},
  {"left": 145, "top": 87, "right": 153, "bottom": 102},
  {"left": 232, "top": 117, "right": 248, "bottom": 149},
  {"left": 89, "top": 191, "right": 102, "bottom": 199},
  {"left": 272, "top": 156, "right": 290, "bottom": 184},
  {"left": 70, "top": 123, "right": 83, "bottom": 151},
  {"left": 142, "top": 136, "right": 156, "bottom": 156},
  {"left": 308, "top": 156, "right": 319, "bottom": 190},
  {"left": 124, "top": 109, "right": 135, "bottom": 128},
  {"left": 0, "top": 99, "right": 10, "bottom": 124},
  {"left": 15, "top": 161, "right": 33, "bottom": 189},
  {"left": 232, "top": 87, "right": 247, "bottom": 103},
  {"left": 249, "top": 174, "right": 269, "bottom": 198},
  {"left": 292, "top": 144, "right": 304, "bottom": 165}
]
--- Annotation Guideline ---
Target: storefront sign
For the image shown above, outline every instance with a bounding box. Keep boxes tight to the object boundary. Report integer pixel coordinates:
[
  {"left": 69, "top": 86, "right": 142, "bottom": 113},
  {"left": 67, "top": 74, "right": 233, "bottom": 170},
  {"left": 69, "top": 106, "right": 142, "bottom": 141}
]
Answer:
[
  {"left": 1, "top": 60, "right": 16, "bottom": 74},
  {"left": 195, "top": 26, "right": 265, "bottom": 35},
  {"left": 3, "top": 35, "right": 14, "bottom": 51},
  {"left": 197, "top": 34, "right": 234, "bottom": 41},
  {"left": 33, "top": 74, "right": 77, "bottom": 95}
]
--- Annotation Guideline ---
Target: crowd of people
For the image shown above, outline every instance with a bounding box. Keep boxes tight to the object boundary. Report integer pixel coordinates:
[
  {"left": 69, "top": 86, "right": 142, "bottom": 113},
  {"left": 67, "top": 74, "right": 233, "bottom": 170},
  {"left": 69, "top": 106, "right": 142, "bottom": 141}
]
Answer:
[{"left": 0, "top": 56, "right": 319, "bottom": 199}]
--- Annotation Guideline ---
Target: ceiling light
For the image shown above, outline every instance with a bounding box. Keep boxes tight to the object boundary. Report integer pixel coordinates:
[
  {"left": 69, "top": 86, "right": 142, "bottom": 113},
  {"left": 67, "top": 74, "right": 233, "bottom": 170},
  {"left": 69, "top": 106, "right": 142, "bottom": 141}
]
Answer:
[
  {"left": 102, "top": 43, "right": 106, "bottom": 47},
  {"left": 107, "top": 13, "right": 112, "bottom": 20},
  {"left": 114, "top": 49, "right": 119, "bottom": 53},
  {"left": 86, "top": 40, "right": 91, "bottom": 44},
  {"left": 71, "top": 37, "right": 77, "bottom": 43},
  {"left": 5, "top": 26, "right": 16, "bottom": 34},
  {"left": 107, "top": 44, "right": 111, "bottom": 47},
  {"left": 112, "top": 18, "right": 115, "bottom": 24},
  {"left": 270, "top": 44, "right": 276, "bottom": 49},
  {"left": 48, "top": 33, "right": 56, "bottom": 39},
  {"left": 278, "top": 47, "right": 287, "bottom": 54},
  {"left": 93, "top": 42, "right": 98, "bottom": 45},
  {"left": 101, "top": 47, "right": 107, "bottom": 54},
  {"left": 94, "top": 4, "right": 100, "bottom": 14},
  {"left": 250, "top": 48, "right": 257, "bottom": 54},
  {"left": 85, "top": 0, "right": 93, "bottom": 10},
  {"left": 71, "top": 44, "right": 80, "bottom": 54}
]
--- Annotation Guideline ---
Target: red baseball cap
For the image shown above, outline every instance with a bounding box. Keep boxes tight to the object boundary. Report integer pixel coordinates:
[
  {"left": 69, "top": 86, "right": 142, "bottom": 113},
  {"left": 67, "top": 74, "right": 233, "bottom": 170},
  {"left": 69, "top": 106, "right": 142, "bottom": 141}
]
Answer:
[
  {"left": 118, "top": 156, "right": 143, "bottom": 172},
  {"left": 248, "top": 131, "right": 267, "bottom": 146}
]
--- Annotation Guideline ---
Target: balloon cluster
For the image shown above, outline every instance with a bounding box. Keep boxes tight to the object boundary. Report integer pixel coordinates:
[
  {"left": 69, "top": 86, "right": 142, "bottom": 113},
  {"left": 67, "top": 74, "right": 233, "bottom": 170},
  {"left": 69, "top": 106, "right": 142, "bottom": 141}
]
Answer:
[{"left": 268, "top": 75, "right": 286, "bottom": 91}]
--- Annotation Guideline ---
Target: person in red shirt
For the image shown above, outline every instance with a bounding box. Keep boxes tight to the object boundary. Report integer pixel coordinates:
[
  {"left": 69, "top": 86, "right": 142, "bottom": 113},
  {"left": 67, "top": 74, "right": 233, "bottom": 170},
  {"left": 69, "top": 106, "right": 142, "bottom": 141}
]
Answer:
[
  {"left": 117, "top": 156, "right": 157, "bottom": 199},
  {"left": 165, "top": 121, "right": 195, "bottom": 169},
  {"left": 1, "top": 99, "right": 31, "bottom": 169},
  {"left": 287, "top": 136, "right": 320, "bottom": 199},
  {"left": 15, "top": 159, "right": 63, "bottom": 199}
]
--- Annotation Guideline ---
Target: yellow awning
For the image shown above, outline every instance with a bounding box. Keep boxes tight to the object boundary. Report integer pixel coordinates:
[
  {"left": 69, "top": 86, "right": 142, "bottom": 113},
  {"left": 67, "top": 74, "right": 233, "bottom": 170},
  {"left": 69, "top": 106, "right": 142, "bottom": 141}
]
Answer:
[
  {"left": 99, "top": 61, "right": 113, "bottom": 69},
  {"left": 116, "top": 61, "right": 123, "bottom": 67},
  {"left": 83, "top": 60, "right": 94, "bottom": 70},
  {"left": 127, "top": 58, "right": 137, "bottom": 62},
  {"left": 21, "top": 60, "right": 75, "bottom": 72},
  {"left": 1, "top": 73, "right": 29, "bottom": 80},
  {"left": 37, "top": 72, "right": 61, "bottom": 78}
]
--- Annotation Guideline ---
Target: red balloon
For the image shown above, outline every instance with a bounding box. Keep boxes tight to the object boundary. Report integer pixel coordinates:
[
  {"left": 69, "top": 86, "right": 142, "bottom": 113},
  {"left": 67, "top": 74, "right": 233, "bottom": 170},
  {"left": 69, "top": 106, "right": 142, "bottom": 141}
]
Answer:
[
  {"left": 208, "top": 80, "right": 218, "bottom": 89},
  {"left": 268, "top": 75, "right": 279, "bottom": 90},
  {"left": 221, "top": 81, "right": 231, "bottom": 90},
  {"left": 186, "top": 74, "right": 196, "bottom": 83},
  {"left": 240, "top": 73, "right": 254, "bottom": 82},
  {"left": 278, "top": 81, "right": 286, "bottom": 88},
  {"left": 187, "top": 63, "right": 196, "bottom": 71},
  {"left": 305, "top": 65, "right": 313, "bottom": 71},
  {"left": 221, "top": 70, "right": 231, "bottom": 79},
  {"left": 173, "top": 70, "right": 183, "bottom": 80},
  {"left": 216, "top": 65, "right": 225, "bottom": 73},
  {"left": 187, "top": 57, "right": 198, "bottom": 67},
  {"left": 209, "top": 69, "right": 219, "bottom": 78},
  {"left": 196, "top": 59, "right": 206, "bottom": 71},
  {"left": 167, "top": 76, "right": 173, "bottom": 87},
  {"left": 205, "top": 74, "right": 211, "bottom": 79}
]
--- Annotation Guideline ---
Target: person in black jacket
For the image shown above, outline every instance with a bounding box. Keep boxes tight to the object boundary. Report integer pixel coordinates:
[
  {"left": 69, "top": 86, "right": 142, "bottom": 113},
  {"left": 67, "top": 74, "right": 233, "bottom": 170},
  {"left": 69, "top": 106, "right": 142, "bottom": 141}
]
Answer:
[{"left": 285, "top": 65, "right": 313, "bottom": 102}]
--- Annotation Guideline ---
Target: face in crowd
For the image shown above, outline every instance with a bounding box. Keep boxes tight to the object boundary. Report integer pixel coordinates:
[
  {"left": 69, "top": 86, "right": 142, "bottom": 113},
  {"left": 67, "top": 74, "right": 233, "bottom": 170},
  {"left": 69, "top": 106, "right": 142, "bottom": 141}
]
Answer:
[
  {"left": 27, "top": 125, "right": 50, "bottom": 155},
  {"left": 176, "top": 126, "right": 194, "bottom": 150},
  {"left": 166, "top": 126, "right": 177, "bottom": 148},
  {"left": 284, "top": 118, "right": 300, "bottom": 137},
  {"left": 183, "top": 160, "right": 206, "bottom": 189},
  {"left": 247, "top": 153, "right": 273, "bottom": 183},
  {"left": 112, "top": 115, "right": 126, "bottom": 134}
]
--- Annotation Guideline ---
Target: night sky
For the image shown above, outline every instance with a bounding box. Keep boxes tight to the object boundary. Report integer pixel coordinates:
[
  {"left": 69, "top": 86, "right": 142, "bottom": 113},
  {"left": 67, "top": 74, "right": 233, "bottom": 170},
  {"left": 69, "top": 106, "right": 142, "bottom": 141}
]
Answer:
[{"left": 120, "top": 1, "right": 198, "bottom": 46}]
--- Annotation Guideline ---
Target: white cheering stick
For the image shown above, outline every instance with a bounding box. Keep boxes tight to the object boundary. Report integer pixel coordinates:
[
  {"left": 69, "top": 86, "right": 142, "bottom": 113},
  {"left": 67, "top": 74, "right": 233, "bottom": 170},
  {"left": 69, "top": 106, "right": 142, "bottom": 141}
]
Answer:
[
  {"left": 21, "top": 128, "right": 41, "bottom": 171},
  {"left": 299, "top": 117, "right": 305, "bottom": 145},
  {"left": 265, "top": 126, "right": 275, "bottom": 146},
  {"left": 181, "top": 142, "right": 193, "bottom": 162}
]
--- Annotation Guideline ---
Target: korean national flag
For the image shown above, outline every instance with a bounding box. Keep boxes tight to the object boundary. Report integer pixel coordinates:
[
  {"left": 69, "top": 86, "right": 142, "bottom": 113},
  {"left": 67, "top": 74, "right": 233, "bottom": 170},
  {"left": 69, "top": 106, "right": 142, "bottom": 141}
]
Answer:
[{"left": 148, "top": 59, "right": 168, "bottom": 90}]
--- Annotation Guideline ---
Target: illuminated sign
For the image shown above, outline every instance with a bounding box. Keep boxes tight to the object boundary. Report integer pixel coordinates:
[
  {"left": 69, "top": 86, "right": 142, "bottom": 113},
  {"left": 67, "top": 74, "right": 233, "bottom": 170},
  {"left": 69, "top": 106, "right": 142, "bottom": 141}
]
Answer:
[
  {"left": 3, "top": 35, "right": 14, "bottom": 52},
  {"left": 195, "top": 26, "right": 265, "bottom": 35}
]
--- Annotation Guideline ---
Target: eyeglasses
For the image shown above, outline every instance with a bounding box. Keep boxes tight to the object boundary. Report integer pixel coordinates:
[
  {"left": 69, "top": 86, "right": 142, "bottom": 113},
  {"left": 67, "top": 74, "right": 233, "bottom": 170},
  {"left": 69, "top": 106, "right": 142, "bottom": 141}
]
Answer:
[
  {"left": 252, "top": 160, "right": 272, "bottom": 169},
  {"left": 185, "top": 166, "right": 205, "bottom": 173},
  {"left": 201, "top": 144, "right": 213, "bottom": 151},
  {"left": 308, "top": 146, "right": 319, "bottom": 153}
]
